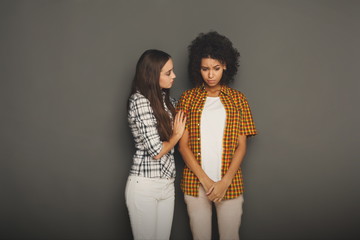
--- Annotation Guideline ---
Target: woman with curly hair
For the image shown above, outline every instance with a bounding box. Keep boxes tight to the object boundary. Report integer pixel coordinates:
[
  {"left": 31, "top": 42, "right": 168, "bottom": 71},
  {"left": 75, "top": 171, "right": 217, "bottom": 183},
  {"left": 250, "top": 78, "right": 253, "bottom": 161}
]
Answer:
[
  {"left": 177, "top": 32, "right": 257, "bottom": 239},
  {"left": 126, "top": 49, "right": 186, "bottom": 240}
]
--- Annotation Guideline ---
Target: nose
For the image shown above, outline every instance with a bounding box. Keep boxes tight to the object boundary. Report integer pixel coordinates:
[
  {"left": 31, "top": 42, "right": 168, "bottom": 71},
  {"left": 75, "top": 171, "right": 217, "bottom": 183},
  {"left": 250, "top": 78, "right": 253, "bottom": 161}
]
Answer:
[
  {"left": 172, "top": 72, "right": 176, "bottom": 78},
  {"left": 208, "top": 70, "right": 214, "bottom": 79}
]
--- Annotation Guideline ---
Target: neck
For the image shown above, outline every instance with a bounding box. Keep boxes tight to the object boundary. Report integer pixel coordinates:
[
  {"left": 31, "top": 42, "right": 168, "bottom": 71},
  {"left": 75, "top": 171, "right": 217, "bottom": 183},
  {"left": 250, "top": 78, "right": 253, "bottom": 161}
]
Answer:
[{"left": 205, "top": 84, "right": 221, "bottom": 97}]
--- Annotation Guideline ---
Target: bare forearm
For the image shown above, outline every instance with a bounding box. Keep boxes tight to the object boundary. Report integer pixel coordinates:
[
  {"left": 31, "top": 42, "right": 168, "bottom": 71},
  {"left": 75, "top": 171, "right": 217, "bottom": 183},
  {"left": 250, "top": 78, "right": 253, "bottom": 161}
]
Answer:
[
  {"left": 178, "top": 130, "right": 213, "bottom": 188},
  {"left": 179, "top": 145, "right": 211, "bottom": 184},
  {"left": 222, "top": 136, "right": 247, "bottom": 185},
  {"left": 153, "top": 133, "right": 181, "bottom": 160}
]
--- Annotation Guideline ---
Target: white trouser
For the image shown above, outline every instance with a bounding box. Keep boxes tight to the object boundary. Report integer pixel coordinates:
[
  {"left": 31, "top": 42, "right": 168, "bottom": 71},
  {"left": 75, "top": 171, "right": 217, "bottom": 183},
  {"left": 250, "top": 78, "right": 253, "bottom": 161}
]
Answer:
[
  {"left": 125, "top": 175, "right": 175, "bottom": 240},
  {"left": 184, "top": 186, "right": 244, "bottom": 240}
]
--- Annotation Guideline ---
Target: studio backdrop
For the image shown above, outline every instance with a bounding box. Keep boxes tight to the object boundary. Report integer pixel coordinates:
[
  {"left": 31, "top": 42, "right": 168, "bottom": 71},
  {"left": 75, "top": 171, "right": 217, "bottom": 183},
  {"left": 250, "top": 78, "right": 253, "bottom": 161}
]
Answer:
[{"left": 1, "top": 1, "right": 359, "bottom": 239}]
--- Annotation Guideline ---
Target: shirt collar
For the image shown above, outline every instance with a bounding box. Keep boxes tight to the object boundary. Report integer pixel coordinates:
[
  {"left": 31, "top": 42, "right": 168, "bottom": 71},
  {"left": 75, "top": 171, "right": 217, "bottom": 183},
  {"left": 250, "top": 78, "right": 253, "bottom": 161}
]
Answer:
[{"left": 199, "top": 84, "right": 230, "bottom": 96}]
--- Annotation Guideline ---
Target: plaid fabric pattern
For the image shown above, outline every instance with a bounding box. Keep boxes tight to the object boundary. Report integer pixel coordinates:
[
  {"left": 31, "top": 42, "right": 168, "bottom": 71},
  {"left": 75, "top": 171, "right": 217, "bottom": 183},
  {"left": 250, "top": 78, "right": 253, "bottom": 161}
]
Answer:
[
  {"left": 177, "top": 85, "right": 257, "bottom": 199},
  {"left": 128, "top": 91, "right": 176, "bottom": 178}
]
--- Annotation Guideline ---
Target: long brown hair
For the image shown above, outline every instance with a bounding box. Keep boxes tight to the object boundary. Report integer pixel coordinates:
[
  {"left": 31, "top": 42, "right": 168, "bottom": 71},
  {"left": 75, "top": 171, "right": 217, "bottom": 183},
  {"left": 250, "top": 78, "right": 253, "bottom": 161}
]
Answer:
[{"left": 129, "top": 49, "right": 176, "bottom": 141}]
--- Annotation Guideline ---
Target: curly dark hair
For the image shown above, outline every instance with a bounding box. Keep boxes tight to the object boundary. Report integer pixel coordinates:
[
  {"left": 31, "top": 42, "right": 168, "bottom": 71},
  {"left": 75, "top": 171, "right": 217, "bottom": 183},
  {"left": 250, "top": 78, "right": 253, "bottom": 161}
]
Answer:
[{"left": 188, "top": 31, "right": 240, "bottom": 85}]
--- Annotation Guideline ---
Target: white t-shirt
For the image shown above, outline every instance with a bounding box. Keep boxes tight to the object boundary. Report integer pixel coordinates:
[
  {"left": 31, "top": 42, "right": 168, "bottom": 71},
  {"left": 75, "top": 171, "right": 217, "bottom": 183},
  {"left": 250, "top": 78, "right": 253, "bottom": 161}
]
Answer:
[{"left": 200, "top": 97, "right": 226, "bottom": 182}]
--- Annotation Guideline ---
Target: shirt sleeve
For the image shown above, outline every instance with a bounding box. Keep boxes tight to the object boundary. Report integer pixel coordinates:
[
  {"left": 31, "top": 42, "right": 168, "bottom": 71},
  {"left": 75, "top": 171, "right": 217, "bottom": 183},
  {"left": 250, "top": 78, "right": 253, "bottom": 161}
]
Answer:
[
  {"left": 129, "top": 95, "right": 163, "bottom": 157},
  {"left": 170, "top": 96, "right": 177, "bottom": 108},
  {"left": 239, "top": 94, "right": 257, "bottom": 136},
  {"left": 176, "top": 91, "right": 190, "bottom": 130}
]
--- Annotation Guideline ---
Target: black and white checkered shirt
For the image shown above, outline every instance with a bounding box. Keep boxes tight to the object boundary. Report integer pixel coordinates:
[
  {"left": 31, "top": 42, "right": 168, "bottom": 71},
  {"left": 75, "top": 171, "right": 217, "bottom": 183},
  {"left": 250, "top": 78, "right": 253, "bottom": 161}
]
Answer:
[{"left": 128, "top": 91, "right": 176, "bottom": 178}]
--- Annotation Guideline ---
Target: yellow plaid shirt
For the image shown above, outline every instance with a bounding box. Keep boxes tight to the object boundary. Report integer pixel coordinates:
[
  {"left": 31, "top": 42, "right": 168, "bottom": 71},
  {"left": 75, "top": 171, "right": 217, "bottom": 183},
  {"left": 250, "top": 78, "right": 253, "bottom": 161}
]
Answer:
[{"left": 177, "top": 85, "right": 257, "bottom": 199}]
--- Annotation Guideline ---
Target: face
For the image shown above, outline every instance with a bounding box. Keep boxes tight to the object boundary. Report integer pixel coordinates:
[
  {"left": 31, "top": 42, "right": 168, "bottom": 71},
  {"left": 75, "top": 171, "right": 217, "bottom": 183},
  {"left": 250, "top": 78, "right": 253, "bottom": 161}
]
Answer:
[
  {"left": 200, "top": 58, "right": 226, "bottom": 88},
  {"left": 159, "top": 58, "right": 176, "bottom": 89}
]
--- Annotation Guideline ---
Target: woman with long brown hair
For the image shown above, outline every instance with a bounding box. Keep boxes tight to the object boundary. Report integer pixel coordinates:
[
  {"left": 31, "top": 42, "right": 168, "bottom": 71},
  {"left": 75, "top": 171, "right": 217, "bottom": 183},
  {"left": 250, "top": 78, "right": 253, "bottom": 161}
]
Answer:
[{"left": 126, "top": 49, "right": 186, "bottom": 240}]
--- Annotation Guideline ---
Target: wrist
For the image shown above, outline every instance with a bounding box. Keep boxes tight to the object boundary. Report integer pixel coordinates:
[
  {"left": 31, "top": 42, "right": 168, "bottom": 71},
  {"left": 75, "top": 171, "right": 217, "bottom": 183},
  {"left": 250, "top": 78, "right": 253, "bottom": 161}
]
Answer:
[
  {"left": 221, "top": 176, "right": 232, "bottom": 187},
  {"left": 171, "top": 132, "right": 182, "bottom": 141},
  {"left": 199, "top": 175, "right": 212, "bottom": 187}
]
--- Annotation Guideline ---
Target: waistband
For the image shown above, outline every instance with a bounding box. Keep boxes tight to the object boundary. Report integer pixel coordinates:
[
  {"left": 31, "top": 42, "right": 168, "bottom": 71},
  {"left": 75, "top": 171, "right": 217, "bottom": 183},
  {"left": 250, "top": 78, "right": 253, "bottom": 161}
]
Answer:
[{"left": 128, "top": 175, "right": 175, "bottom": 183}]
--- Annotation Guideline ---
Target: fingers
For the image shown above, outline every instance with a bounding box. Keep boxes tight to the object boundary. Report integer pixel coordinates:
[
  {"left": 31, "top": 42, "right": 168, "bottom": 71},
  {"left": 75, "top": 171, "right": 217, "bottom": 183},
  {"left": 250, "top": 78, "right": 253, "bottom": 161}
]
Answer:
[
  {"left": 208, "top": 195, "right": 223, "bottom": 202},
  {"left": 206, "top": 184, "right": 225, "bottom": 202},
  {"left": 206, "top": 185, "right": 214, "bottom": 195},
  {"left": 181, "top": 115, "right": 187, "bottom": 124},
  {"left": 174, "top": 111, "right": 185, "bottom": 124},
  {"left": 172, "top": 111, "right": 186, "bottom": 138},
  {"left": 174, "top": 111, "right": 186, "bottom": 134},
  {"left": 209, "top": 194, "right": 224, "bottom": 202},
  {"left": 176, "top": 111, "right": 182, "bottom": 121},
  {"left": 179, "top": 112, "right": 185, "bottom": 125}
]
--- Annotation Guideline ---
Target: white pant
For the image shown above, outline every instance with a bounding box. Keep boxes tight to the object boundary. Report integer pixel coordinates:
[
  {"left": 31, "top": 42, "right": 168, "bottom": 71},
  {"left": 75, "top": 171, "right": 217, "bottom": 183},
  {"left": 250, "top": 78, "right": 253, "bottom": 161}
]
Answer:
[
  {"left": 184, "top": 186, "right": 244, "bottom": 240},
  {"left": 125, "top": 175, "right": 175, "bottom": 240}
]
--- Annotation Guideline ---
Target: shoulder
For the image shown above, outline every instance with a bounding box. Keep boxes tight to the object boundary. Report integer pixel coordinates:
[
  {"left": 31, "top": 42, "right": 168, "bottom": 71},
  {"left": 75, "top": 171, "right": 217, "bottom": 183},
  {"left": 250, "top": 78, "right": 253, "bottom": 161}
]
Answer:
[
  {"left": 178, "top": 87, "right": 202, "bottom": 108},
  {"left": 129, "top": 92, "right": 149, "bottom": 102},
  {"left": 180, "top": 87, "right": 202, "bottom": 99},
  {"left": 129, "top": 92, "right": 151, "bottom": 109},
  {"left": 225, "top": 86, "right": 247, "bottom": 100}
]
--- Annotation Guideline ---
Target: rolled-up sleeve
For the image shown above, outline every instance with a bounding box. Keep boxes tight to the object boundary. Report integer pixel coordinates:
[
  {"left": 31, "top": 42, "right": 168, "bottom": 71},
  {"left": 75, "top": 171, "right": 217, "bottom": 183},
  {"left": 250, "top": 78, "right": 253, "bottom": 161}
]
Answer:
[{"left": 129, "top": 96, "right": 162, "bottom": 157}]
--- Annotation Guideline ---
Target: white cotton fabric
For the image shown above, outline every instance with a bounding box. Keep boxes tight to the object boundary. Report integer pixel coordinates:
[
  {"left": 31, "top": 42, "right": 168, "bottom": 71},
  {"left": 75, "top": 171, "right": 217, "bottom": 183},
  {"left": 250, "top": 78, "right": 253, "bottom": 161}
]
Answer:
[
  {"left": 125, "top": 175, "right": 175, "bottom": 240},
  {"left": 200, "top": 97, "right": 226, "bottom": 182}
]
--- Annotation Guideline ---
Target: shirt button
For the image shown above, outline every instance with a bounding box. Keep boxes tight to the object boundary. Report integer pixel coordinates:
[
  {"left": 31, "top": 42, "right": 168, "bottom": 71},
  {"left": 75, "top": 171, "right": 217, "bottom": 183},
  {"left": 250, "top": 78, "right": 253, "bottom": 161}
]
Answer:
[{"left": 198, "top": 152, "right": 201, "bottom": 155}]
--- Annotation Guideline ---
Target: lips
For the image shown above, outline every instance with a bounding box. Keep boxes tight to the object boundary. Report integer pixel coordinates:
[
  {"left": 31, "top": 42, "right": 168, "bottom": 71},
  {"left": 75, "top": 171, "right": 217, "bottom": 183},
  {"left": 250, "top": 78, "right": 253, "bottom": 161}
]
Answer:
[{"left": 207, "top": 80, "right": 217, "bottom": 84}]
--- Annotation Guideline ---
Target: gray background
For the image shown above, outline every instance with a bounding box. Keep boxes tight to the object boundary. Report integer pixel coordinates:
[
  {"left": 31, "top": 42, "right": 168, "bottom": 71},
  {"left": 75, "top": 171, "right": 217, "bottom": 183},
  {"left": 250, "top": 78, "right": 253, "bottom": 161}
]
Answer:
[{"left": 1, "top": 0, "right": 359, "bottom": 239}]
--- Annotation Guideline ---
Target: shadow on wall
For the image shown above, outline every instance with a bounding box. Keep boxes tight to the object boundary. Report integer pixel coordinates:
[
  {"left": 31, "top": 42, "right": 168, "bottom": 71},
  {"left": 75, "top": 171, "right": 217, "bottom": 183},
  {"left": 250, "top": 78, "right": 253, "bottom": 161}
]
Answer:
[{"left": 115, "top": 88, "right": 135, "bottom": 239}]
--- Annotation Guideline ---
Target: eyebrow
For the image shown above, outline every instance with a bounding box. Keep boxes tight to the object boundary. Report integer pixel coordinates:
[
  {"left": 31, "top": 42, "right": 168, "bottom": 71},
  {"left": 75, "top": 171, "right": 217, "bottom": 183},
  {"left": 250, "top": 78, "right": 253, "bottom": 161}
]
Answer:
[
  {"left": 162, "top": 68, "right": 173, "bottom": 73},
  {"left": 201, "top": 65, "right": 221, "bottom": 68}
]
